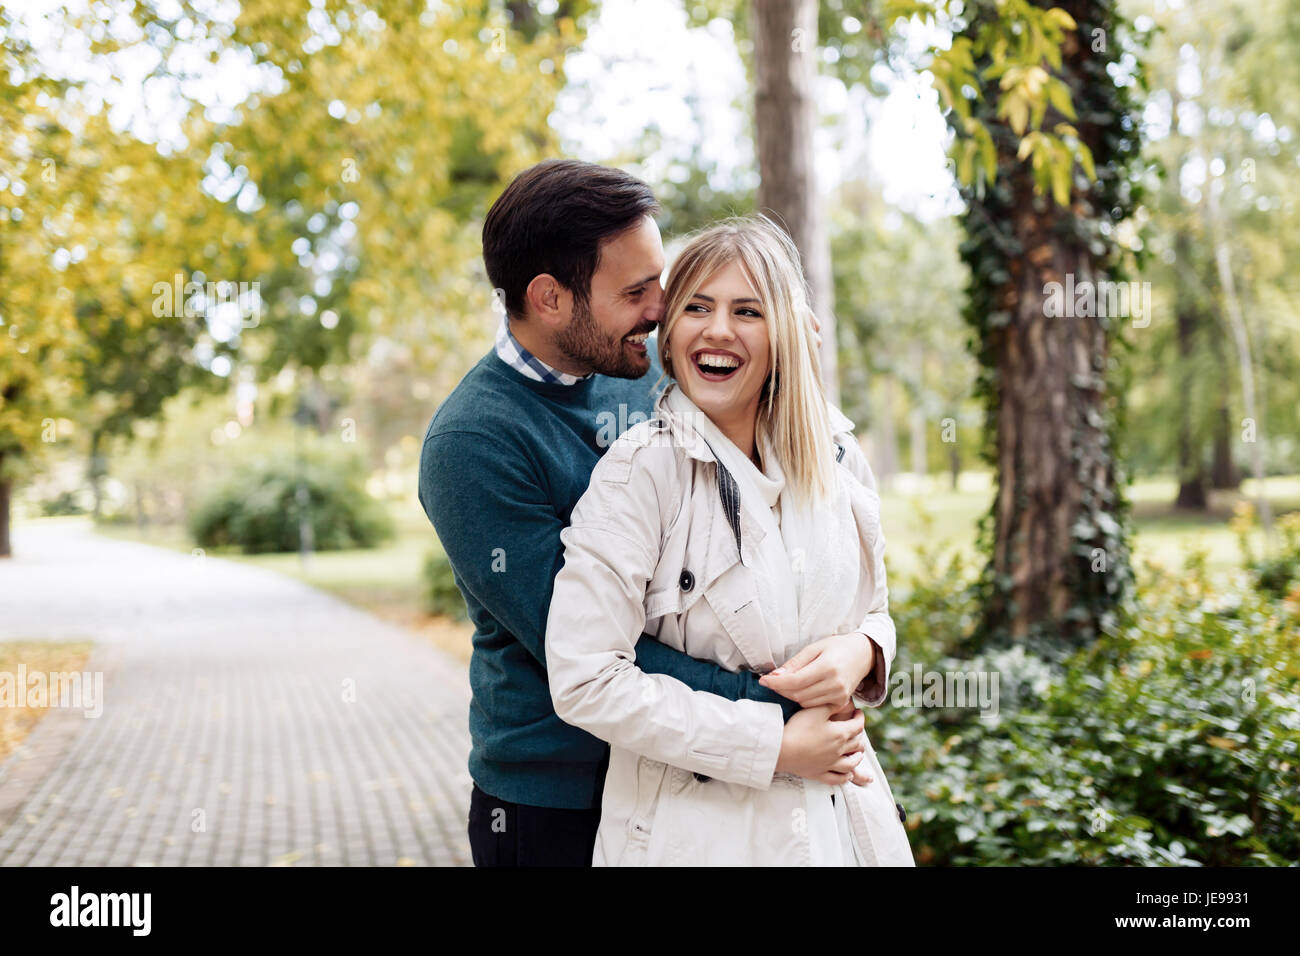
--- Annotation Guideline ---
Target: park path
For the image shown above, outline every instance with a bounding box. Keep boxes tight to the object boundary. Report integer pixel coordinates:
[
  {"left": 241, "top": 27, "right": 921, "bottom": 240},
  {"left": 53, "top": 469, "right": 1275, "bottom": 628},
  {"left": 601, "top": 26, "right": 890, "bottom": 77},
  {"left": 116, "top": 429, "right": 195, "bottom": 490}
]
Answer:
[{"left": 0, "top": 519, "right": 473, "bottom": 866}]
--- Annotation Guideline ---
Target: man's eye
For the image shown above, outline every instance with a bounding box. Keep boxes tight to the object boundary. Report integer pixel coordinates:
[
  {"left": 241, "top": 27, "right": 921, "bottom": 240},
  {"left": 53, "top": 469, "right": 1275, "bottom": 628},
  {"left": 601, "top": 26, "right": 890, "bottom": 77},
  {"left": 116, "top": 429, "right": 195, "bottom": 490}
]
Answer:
[{"left": 628, "top": 288, "right": 644, "bottom": 299}]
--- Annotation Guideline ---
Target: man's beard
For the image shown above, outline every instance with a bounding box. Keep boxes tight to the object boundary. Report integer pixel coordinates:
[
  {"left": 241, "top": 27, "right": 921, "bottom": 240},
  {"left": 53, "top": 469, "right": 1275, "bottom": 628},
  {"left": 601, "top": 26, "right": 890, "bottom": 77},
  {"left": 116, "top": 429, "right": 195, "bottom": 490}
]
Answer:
[{"left": 553, "top": 297, "right": 650, "bottom": 379}]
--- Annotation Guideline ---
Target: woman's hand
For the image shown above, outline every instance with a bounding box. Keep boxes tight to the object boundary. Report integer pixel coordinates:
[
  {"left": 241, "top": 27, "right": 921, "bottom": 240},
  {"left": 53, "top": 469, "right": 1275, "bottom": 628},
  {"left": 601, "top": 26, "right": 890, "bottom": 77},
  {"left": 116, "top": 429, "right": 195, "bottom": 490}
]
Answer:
[
  {"left": 775, "top": 702, "right": 873, "bottom": 786},
  {"left": 759, "top": 632, "right": 878, "bottom": 709}
]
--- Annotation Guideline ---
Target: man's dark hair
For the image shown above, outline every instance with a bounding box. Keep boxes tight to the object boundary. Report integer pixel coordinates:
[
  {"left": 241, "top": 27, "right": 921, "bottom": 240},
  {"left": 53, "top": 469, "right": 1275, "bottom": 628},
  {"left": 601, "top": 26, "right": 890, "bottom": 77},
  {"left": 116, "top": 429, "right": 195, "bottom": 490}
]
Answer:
[{"left": 482, "top": 159, "right": 660, "bottom": 319}]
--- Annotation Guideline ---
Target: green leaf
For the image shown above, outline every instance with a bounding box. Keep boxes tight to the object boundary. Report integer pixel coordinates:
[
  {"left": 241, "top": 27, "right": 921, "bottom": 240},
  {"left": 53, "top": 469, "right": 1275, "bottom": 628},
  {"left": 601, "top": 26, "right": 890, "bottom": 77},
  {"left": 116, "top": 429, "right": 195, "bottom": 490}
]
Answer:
[
  {"left": 1076, "top": 141, "right": 1097, "bottom": 181},
  {"left": 1047, "top": 78, "right": 1077, "bottom": 121},
  {"left": 1051, "top": 154, "right": 1071, "bottom": 206},
  {"left": 957, "top": 139, "right": 975, "bottom": 186}
]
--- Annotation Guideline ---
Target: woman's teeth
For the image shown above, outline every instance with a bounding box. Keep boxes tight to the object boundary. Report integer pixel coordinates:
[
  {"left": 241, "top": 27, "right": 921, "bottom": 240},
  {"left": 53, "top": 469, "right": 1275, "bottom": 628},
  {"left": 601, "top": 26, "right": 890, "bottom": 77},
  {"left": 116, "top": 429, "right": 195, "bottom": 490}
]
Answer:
[{"left": 695, "top": 354, "right": 740, "bottom": 370}]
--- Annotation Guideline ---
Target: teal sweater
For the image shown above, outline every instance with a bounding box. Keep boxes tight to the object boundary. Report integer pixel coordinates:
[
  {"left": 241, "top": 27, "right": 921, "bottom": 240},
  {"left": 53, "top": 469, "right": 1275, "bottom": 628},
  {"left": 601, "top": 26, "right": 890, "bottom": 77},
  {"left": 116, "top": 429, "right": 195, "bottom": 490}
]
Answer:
[{"left": 418, "top": 348, "right": 796, "bottom": 809}]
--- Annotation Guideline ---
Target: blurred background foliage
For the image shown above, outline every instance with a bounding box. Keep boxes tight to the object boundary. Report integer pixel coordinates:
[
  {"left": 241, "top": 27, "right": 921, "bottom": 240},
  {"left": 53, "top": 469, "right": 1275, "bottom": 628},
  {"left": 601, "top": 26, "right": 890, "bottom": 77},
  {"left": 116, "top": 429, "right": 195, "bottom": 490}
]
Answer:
[{"left": 2, "top": 0, "right": 1298, "bottom": 863}]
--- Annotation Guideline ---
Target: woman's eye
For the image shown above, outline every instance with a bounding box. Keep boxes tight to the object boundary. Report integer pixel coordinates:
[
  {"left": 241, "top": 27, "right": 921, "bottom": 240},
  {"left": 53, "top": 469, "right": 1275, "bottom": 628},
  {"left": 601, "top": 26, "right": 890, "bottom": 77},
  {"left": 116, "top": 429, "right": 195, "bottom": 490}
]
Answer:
[
  {"left": 736, "top": 308, "right": 762, "bottom": 318},
  {"left": 685, "top": 303, "right": 707, "bottom": 313}
]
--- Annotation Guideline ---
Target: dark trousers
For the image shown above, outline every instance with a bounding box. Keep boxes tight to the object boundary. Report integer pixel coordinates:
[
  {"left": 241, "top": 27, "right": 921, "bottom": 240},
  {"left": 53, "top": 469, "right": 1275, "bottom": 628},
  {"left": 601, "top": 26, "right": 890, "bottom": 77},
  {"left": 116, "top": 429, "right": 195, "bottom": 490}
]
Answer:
[{"left": 467, "top": 783, "right": 601, "bottom": 867}]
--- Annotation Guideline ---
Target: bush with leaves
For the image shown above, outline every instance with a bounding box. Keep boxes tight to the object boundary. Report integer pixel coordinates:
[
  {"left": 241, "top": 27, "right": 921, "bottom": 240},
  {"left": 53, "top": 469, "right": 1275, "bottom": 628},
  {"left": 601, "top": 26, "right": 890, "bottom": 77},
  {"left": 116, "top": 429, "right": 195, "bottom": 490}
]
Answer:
[
  {"left": 423, "top": 550, "right": 468, "bottom": 620},
  {"left": 869, "top": 547, "right": 1300, "bottom": 866},
  {"left": 188, "top": 448, "right": 393, "bottom": 554},
  {"left": 40, "top": 490, "right": 87, "bottom": 517}
]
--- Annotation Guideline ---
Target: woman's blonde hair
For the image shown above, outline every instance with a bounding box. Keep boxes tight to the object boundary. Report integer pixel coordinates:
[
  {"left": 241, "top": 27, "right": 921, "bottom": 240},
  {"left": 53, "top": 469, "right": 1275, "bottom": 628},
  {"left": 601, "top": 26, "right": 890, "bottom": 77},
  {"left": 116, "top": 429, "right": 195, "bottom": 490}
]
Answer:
[{"left": 658, "top": 215, "right": 833, "bottom": 501}]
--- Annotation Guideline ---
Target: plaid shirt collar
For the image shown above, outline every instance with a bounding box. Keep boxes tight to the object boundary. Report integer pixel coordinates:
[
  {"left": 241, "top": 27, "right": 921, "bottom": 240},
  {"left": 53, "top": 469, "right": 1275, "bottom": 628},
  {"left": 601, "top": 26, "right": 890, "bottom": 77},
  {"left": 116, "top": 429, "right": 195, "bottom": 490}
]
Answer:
[{"left": 494, "top": 313, "right": 593, "bottom": 385}]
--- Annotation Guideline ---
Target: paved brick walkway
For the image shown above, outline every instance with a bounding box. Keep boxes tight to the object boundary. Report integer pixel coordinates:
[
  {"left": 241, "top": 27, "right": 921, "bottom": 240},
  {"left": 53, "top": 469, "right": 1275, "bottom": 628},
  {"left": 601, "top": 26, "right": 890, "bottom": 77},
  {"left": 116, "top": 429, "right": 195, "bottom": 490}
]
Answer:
[{"left": 0, "top": 520, "right": 473, "bottom": 866}]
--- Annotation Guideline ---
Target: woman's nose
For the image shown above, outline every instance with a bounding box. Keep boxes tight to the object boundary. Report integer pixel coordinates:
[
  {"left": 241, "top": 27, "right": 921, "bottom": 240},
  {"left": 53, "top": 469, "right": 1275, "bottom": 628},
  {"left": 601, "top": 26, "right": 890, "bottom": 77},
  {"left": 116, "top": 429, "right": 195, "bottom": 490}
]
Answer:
[{"left": 702, "top": 310, "right": 735, "bottom": 341}]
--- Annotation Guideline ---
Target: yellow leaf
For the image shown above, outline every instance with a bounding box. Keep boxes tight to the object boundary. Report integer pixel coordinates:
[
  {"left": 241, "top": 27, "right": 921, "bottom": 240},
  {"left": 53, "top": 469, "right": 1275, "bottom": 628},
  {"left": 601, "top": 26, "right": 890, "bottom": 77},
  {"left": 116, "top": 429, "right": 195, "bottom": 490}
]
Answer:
[{"left": 1046, "top": 8, "right": 1078, "bottom": 31}]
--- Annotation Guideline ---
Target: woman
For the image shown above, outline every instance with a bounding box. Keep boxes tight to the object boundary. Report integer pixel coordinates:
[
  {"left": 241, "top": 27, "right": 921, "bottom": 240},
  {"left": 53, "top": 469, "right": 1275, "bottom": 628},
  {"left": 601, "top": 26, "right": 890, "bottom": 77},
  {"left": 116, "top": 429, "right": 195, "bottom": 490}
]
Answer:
[{"left": 544, "top": 216, "right": 914, "bottom": 866}]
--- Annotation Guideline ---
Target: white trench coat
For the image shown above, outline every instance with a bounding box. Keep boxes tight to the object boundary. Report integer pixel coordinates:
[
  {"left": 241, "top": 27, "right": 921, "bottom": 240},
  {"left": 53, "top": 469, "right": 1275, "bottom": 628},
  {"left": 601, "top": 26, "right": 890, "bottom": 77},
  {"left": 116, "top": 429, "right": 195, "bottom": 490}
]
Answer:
[{"left": 545, "top": 384, "right": 915, "bottom": 866}]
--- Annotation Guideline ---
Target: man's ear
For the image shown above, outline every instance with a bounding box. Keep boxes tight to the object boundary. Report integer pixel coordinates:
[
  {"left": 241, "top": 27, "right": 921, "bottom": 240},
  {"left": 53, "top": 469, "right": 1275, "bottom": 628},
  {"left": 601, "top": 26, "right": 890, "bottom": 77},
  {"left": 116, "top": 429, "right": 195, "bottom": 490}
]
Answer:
[{"left": 524, "top": 273, "right": 572, "bottom": 328}]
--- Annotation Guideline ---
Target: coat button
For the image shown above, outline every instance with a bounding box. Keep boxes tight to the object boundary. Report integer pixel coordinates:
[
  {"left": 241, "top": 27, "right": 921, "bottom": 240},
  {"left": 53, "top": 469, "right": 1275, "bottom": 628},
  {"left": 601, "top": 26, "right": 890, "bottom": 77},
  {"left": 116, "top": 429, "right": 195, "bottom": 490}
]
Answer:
[
  {"left": 679, "top": 569, "right": 694, "bottom": 592},
  {"left": 896, "top": 802, "right": 906, "bottom": 822},
  {"left": 694, "top": 772, "right": 711, "bottom": 782}
]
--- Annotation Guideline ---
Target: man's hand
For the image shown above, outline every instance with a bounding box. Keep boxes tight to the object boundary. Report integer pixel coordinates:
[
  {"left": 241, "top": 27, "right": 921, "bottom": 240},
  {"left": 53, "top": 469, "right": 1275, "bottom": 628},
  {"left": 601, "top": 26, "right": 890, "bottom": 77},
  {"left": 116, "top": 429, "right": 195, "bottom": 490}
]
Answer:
[
  {"left": 808, "top": 310, "right": 823, "bottom": 351},
  {"left": 759, "top": 632, "right": 877, "bottom": 709}
]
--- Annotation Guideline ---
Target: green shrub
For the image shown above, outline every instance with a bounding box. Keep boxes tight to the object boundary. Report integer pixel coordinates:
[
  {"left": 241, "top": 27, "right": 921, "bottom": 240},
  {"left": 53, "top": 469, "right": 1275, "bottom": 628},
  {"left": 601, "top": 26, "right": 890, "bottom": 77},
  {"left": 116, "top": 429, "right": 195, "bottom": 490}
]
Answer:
[
  {"left": 188, "top": 451, "right": 393, "bottom": 554},
  {"left": 1252, "top": 553, "right": 1300, "bottom": 600},
  {"left": 1232, "top": 505, "right": 1300, "bottom": 600},
  {"left": 40, "top": 490, "right": 86, "bottom": 516},
  {"left": 871, "top": 554, "right": 1300, "bottom": 866},
  {"left": 422, "top": 550, "right": 468, "bottom": 620}
]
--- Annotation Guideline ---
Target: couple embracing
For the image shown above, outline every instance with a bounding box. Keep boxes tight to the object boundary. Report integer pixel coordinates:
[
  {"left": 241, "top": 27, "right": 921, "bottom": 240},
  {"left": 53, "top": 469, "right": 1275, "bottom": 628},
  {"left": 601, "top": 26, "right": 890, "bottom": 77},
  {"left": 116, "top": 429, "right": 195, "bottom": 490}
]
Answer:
[{"left": 419, "top": 159, "right": 914, "bottom": 867}]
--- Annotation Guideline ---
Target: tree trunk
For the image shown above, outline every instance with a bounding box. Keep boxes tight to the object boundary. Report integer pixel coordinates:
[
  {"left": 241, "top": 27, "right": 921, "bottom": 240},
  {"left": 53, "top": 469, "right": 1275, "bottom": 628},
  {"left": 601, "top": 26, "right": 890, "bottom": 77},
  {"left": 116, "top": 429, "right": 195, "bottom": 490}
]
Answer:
[
  {"left": 967, "top": 0, "right": 1136, "bottom": 646},
  {"left": 908, "top": 342, "right": 927, "bottom": 478},
  {"left": 0, "top": 458, "right": 11, "bottom": 558},
  {"left": 987, "top": 210, "right": 1115, "bottom": 640},
  {"left": 1207, "top": 164, "right": 1272, "bottom": 540},
  {"left": 88, "top": 429, "right": 106, "bottom": 520},
  {"left": 909, "top": 405, "right": 928, "bottom": 479},
  {"left": 1210, "top": 400, "right": 1239, "bottom": 489},
  {"left": 874, "top": 374, "right": 900, "bottom": 490},
  {"left": 1175, "top": 449, "right": 1208, "bottom": 509},
  {"left": 1174, "top": 283, "right": 1207, "bottom": 509},
  {"left": 1208, "top": 328, "right": 1240, "bottom": 489},
  {"left": 1175, "top": 455, "right": 1208, "bottom": 509},
  {"left": 751, "top": 0, "right": 839, "bottom": 405}
]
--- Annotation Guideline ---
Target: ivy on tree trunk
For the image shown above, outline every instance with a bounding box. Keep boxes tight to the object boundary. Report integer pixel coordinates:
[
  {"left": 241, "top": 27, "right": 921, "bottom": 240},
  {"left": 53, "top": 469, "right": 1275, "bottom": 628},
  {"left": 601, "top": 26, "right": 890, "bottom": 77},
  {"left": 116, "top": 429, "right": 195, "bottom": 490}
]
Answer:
[{"left": 954, "top": 0, "right": 1144, "bottom": 650}]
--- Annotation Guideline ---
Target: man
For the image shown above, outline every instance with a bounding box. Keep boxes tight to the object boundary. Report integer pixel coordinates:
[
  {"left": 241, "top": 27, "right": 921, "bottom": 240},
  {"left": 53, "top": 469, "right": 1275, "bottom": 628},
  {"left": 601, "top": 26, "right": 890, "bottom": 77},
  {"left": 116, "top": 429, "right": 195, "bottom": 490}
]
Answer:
[{"left": 419, "top": 159, "right": 875, "bottom": 866}]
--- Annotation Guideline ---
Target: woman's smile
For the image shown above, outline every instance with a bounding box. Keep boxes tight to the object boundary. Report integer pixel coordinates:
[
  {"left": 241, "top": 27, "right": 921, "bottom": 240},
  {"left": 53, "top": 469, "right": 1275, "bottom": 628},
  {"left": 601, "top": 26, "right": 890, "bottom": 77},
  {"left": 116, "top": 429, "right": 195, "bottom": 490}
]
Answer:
[{"left": 690, "top": 347, "right": 745, "bottom": 382}]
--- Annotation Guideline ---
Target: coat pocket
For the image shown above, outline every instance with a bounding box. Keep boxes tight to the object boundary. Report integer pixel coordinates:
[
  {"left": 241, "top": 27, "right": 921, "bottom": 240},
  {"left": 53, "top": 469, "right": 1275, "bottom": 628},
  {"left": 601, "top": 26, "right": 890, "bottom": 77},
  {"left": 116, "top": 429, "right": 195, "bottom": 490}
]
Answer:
[{"left": 617, "top": 755, "right": 670, "bottom": 867}]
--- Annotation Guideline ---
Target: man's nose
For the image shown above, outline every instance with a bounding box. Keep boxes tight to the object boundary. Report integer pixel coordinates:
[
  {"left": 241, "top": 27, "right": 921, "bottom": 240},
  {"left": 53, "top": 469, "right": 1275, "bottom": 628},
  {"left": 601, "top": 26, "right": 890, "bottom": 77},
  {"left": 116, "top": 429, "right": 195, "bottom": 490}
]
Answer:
[{"left": 644, "top": 286, "right": 665, "bottom": 323}]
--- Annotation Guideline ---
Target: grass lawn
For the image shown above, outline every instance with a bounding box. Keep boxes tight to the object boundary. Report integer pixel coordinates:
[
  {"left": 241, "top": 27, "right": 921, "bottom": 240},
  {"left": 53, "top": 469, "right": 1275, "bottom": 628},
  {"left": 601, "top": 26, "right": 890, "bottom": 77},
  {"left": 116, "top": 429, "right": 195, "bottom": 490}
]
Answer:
[
  {"left": 86, "top": 473, "right": 1299, "bottom": 660},
  {"left": 858, "top": 472, "right": 1296, "bottom": 587},
  {"left": 0, "top": 640, "right": 96, "bottom": 761}
]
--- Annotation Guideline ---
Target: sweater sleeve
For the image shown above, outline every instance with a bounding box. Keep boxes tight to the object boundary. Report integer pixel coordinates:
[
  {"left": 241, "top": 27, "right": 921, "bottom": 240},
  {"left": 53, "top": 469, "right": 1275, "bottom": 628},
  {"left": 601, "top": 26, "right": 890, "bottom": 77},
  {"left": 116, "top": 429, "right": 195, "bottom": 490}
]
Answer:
[{"left": 635, "top": 639, "right": 801, "bottom": 722}]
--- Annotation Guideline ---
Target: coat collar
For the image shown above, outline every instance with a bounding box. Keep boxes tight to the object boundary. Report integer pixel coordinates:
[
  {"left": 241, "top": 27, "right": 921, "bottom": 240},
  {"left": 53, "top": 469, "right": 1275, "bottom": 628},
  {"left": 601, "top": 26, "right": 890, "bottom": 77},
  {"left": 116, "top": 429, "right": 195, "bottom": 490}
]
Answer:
[
  {"left": 653, "top": 382, "right": 858, "bottom": 456},
  {"left": 654, "top": 384, "right": 716, "bottom": 464}
]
